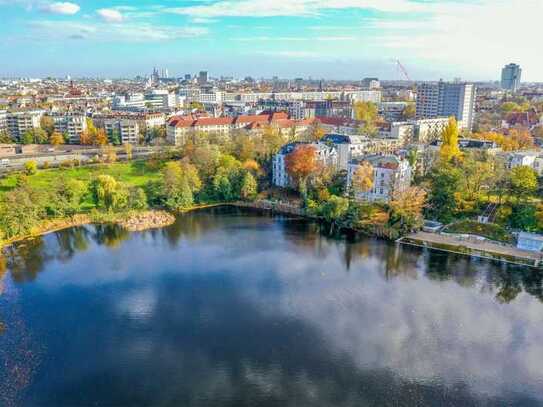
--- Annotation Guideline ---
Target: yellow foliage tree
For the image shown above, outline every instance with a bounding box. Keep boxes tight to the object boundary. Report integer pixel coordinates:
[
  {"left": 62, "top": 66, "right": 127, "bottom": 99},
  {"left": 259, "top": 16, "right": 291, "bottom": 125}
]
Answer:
[
  {"left": 352, "top": 162, "right": 374, "bottom": 194},
  {"left": 439, "top": 117, "right": 462, "bottom": 162},
  {"left": 49, "top": 131, "right": 65, "bottom": 146}
]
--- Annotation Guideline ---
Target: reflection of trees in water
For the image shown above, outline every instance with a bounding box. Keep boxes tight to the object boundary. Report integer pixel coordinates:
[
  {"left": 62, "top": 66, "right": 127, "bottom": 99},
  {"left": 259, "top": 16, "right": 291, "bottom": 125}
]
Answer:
[
  {"left": 54, "top": 227, "right": 91, "bottom": 262},
  {"left": 92, "top": 224, "right": 130, "bottom": 249},
  {"left": 4, "top": 238, "right": 50, "bottom": 283},
  {"left": 424, "top": 249, "right": 543, "bottom": 303}
]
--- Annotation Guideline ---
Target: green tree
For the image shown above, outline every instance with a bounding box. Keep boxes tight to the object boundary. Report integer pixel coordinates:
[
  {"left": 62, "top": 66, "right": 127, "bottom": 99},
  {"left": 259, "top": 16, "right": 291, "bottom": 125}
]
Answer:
[
  {"left": 49, "top": 178, "right": 86, "bottom": 216},
  {"left": 212, "top": 173, "right": 233, "bottom": 201},
  {"left": 21, "top": 130, "right": 34, "bottom": 144},
  {"left": 0, "top": 130, "right": 13, "bottom": 143},
  {"left": 111, "top": 129, "right": 121, "bottom": 145},
  {"left": 240, "top": 172, "right": 257, "bottom": 201},
  {"left": 427, "top": 164, "right": 462, "bottom": 223},
  {"left": 89, "top": 175, "right": 128, "bottom": 211},
  {"left": 128, "top": 187, "right": 148, "bottom": 210},
  {"left": 0, "top": 187, "right": 46, "bottom": 240},
  {"left": 510, "top": 165, "right": 537, "bottom": 201}
]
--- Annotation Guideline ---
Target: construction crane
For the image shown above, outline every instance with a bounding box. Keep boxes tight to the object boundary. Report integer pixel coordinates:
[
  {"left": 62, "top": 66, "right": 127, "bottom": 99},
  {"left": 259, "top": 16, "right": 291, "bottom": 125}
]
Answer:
[{"left": 395, "top": 59, "right": 411, "bottom": 82}]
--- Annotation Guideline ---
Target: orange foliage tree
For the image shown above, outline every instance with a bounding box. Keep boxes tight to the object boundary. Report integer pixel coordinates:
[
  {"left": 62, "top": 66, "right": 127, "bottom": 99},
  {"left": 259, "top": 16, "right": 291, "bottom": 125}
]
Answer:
[
  {"left": 473, "top": 129, "right": 534, "bottom": 151},
  {"left": 351, "top": 162, "right": 374, "bottom": 194},
  {"left": 285, "top": 144, "right": 319, "bottom": 197}
]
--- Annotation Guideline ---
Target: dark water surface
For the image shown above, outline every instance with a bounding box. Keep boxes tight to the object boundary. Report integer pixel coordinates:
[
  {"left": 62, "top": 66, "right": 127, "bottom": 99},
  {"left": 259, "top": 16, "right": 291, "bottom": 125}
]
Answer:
[{"left": 1, "top": 207, "right": 543, "bottom": 406}]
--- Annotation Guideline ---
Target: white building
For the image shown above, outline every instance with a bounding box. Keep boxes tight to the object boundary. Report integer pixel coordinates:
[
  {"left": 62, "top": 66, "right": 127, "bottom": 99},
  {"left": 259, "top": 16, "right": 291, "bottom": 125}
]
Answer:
[
  {"left": 416, "top": 81, "right": 476, "bottom": 130},
  {"left": 319, "top": 133, "right": 368, "bottom": 170},
  {"left": 347, "top": 155, "right": 412, "bottom": 202},
  {"left": 0, "top": 110, "right": 7, "bottom": 135},
  {"left": 6, "top": 110, "right": 44, "bottom": 141},
  {"left": 112, "top": 93, "right": 145, "bottom": 111},
  {"left": 52, "top": 114, "right": 87, "bottom": 144},
  {"left": 517, "top": 232, "right": 543, "bottom": 252},
  {"left": 272, "top": 142, "right": 338, "bottom": 188}
]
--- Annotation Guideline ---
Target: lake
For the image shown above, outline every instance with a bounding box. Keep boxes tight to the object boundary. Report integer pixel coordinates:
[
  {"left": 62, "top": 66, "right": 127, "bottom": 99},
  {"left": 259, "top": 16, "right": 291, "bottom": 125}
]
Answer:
[{"left": 1, "top": 206, "right": 543, "bottom": 406}]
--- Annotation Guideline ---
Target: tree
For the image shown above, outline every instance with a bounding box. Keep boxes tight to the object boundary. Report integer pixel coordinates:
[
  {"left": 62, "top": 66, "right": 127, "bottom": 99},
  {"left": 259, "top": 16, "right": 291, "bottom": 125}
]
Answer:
[
  {"left": 128, "top": 187, "right": 148, "bottom": 210},
  {"left": 353, "top": 101, "right": 378, "bottom": 136},
  {"left": 103, "top": 145, "right": 117, "bottom": 163},
  {"left": 306, "top": 121, "right": 326, "bottom": 141},
  {"left": 321, "top": 195, "right": 350, "bottom": 224},
  {"left": 89, "top": 175, "right": 128, "bottom": 211},
  {"left": 124, "top": 143, "right": 133, "bottom": 161},
  {"left": 111, "top": 129, "right": 121, "bottom": 145},
  {"left": 285, "top": 144, "right": 319, "bottom": 197},
  {"left": 351, "top": 162, "right": 374, "bottom": 194},
  {"left": 510, "top": 165, "right": 537, "bottom": 201},
  {"left": 94, "top": 129, "right": 108, "bottom": 146},
  {"left": 160, "top": 161, "right": 201, "bottom": 210},
  {"left": 427, "top": 164, "right": 462, "bottom": 223},
  {"left": 401, "top": 103, "right": 416, "bottom": 120},
  {"left": 0, "top": 130, "right": 13, "bottom": 144},
  {"left": 24, "top": 161, "right": 37, "bottom": 175},
  {"left": 439, "top": 117, "right": 462, "bottom": 162},
  {"left": 49, "top": 131, "right": 65, "bottom": 146},
  {"left": 40, "top": 115, "right": 55, "bottom": 137},
  {"left": 21, "top": 130, "right": 34, "bottom": 145},
  {"left": 212, "top": 173, "right": 233, "bottom": 201},
  {"left": 240, "top": 172, "right": 257, "bottom": 201},
  {"left": 49, "top": 178, "right": 86, "bottom": 216},
  {"left": 389, "top": 186, "right": 427, "bottom": 232},
  {"left": 0, "top": 187, "right": 46, "bottom": 239}
]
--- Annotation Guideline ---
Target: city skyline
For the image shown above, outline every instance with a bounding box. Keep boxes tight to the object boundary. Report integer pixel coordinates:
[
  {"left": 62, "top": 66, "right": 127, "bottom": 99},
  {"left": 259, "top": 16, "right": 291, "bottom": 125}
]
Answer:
[{"left": 0, "top": 0, "right": 541, "bottom": 81}]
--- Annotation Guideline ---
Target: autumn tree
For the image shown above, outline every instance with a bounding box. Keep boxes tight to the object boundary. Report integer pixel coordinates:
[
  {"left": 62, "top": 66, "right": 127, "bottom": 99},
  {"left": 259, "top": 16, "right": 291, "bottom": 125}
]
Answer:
[
  {"left": 306, "top": 121, "right": 326, "bottom": 141},
  {"left": 124, "top": 143, "right": 133, "bottom": 161},
  {"left": 240, "top": 172, "right": 258, "bottom": 201},
  {"left": 389, "top": 186, "right": 427, "bottom": 232},
  {"left": 94, "top": 129, "right": 108, "bottom": 146},
  {"left": 439, "top": 117, "right": 462, "bottom": 162},
  {"left": 40, "top": 115, "right": 55, "bottom": 137},
  {"left": 353, "top": 101, "right": 378, "bottom": 136},
  {"left": 351, "top": 162, "right": 374, "bottom": 195},
  {"left": 284, "top": 144, "right": 319, "bottom": 197},
  {"left": 49, "top": 131, "right": 64, "bottom": 146},
  {"left": 401, "top": 103, "right": 416, "bottom": 120},
  {"left": 89, "top": 175, "right": 128, "bottom": 211}
]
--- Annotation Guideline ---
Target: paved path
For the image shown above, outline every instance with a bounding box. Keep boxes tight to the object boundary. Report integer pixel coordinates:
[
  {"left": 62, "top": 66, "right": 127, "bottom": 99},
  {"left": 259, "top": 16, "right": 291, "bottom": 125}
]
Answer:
[{"left": 403, "top": 231, "right": 543, "bottom": 265}]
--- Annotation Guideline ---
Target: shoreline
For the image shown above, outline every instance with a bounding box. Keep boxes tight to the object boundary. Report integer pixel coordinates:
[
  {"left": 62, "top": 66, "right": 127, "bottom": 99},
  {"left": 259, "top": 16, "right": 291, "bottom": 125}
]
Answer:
[
  {"left": 3, "top": 202, "right": 542, "bottom": 268},
  {"left": 0, "top": 210, "right": 176, "bottom": 250}
]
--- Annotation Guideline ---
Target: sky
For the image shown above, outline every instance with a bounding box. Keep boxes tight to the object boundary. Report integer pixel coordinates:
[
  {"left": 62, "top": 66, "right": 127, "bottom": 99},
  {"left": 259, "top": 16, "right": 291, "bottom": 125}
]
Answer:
[{"left": 0, "top": 0, "right": 541, "bottom": 81}]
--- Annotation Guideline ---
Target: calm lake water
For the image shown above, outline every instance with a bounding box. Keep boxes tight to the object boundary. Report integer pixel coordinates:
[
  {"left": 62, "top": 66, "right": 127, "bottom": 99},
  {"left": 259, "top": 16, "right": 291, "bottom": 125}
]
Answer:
[{"left": 1, "top": 206, "right": 543, "bottom": 406}]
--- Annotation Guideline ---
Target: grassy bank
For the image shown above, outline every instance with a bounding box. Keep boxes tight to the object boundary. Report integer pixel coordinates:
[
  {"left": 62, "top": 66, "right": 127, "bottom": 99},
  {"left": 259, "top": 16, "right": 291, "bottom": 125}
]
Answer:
[{"left": 443, "top": 220, "right": 514, "bottom": 243}]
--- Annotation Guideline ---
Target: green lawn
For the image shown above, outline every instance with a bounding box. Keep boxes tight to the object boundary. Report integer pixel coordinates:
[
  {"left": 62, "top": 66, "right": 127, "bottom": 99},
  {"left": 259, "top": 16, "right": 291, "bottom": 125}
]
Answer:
[{"left": 0, "top": 161, "right": 161, "bottom": 195}]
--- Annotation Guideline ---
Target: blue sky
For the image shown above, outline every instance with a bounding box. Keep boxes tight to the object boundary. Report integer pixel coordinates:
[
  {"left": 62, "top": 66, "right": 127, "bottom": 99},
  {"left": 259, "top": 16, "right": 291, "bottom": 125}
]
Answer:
[{"left": 0, "top": 0, "right": 541, "bottom": 80}]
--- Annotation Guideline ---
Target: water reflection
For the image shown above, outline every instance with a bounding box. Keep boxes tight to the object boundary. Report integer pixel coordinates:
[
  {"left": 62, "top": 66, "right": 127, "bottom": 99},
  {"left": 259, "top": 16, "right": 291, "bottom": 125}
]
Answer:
[{"left": 1, "top": 207, "right": 543, "bottom": 406}]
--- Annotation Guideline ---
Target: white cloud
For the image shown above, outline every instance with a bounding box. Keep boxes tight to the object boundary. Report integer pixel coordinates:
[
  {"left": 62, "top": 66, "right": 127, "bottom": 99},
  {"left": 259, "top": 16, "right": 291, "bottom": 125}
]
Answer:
[
  {"left": 29, "top": 20, "right": 208, "bottom": 42},
  {"left": 165, "top": 0, "right": 427, "bottom": 17},
  {"left": 40, "top": 1, "right": 80, "bottom": 15},
  {"left": 97, "top": 8, "right": 124, "bottom": 23}
]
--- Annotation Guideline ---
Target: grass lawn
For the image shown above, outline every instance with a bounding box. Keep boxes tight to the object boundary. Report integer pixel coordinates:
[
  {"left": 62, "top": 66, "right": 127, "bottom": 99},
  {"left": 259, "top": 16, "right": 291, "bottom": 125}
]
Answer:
[
  {"left": 0, "top": 161, "right": 161, "bottom": 195},
  {"left": 444, "top": 220, "right": 514, "bottom": 243}
]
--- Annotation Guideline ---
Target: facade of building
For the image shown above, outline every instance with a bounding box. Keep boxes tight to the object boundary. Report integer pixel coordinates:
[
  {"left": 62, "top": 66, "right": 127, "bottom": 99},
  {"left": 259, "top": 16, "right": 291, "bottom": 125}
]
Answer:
[
  {"left": 361, "top": 77, "right": 380, "bottom": 89},
  {"left": 272, "top": 142, "right": 338, "bottom": 188},
  {"left": 6, "top": 110, "right": 44, "bottom": 141},
  {"left": 0, "top": 110, "right": 7, "bottom": 135},
  {"left": 416, "top": 81, "right": 476, "bottom": 130},
  {"left": 501, "top": 63, "right": 522, "bottom": 92},
  {"left": 347, "top": 155, "right": 412, "bottom": 202},
  {"left": 52, "top": 114, "right": 87, "bottom": 144},
  {"left": 104, "top": 119, "right": 140, "bottom": 144}
]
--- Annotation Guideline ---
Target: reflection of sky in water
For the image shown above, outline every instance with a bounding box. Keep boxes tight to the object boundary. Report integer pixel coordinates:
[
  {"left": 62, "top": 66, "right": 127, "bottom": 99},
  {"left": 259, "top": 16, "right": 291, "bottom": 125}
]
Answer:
[{"left": 1, "top": 207, "right": 543, "bottom": 406}]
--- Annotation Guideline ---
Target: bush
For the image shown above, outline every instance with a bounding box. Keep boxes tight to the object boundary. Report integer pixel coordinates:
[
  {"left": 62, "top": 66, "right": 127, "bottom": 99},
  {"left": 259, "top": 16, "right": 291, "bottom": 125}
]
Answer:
[
  {"left": 24, "top": 161, "right": 38, "bottom": 175},
  {"left": 42, "top": 161, "right": 50, "bottom": 169}
]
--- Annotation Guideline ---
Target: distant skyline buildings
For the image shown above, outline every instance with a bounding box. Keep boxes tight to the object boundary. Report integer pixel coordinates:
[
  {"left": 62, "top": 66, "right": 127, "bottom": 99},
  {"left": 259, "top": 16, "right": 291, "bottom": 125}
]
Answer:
[
  {"left": 501, "top": 63, "right": 522, "bottom": 92},
  {"left": 0, "top": 1, "right": 541, "bottom": 81}
]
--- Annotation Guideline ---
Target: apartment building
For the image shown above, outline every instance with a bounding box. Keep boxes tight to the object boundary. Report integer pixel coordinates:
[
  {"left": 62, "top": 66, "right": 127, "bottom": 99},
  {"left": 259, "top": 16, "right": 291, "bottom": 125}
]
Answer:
[
  {"left": 416, "top": 81, "right": 476, "bottom": 130},
  {"left": 0, "top": 110, "right": 7, "bottom": 135},
  {"left": 6, "top": 110, "right": 44, "bottom": 141},
  {"left": 104, "top": 118, "right": 140, "bottom": 144},
  {"left": 347, "top": 155, "right": 412, "bottom": 202},
  {"left": 501, "top": 63, "right": 522, "bottom": 92},
  {"left": 52, "top": 114, "right": 87, "bottom": 144}
]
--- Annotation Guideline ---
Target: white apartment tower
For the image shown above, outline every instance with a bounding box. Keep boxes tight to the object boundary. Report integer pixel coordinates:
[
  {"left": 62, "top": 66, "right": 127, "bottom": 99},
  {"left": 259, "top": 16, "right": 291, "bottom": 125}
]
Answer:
[{"left": 416, "top": 81, "right": 476, "bottom": 130}]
